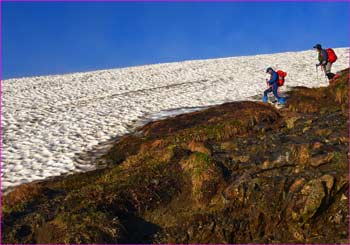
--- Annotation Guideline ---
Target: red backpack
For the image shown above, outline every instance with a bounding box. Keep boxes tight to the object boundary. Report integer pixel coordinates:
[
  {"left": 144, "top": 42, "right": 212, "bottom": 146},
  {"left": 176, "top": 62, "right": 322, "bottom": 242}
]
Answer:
[
  {"left": 326, "top": 48, "right": 337, "bottom": 63},
  {"left": 277, "top": 70, "right": 287, "bottom": 86}
]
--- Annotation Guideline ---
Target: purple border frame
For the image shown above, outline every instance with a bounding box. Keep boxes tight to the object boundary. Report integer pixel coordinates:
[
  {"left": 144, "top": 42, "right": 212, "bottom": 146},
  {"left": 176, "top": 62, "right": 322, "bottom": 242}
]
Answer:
[
  {"left": 1, "top": 0, "right": 350, "bottom": 2},
  {"left": 1, "top": 1, "right": 3, "bottom": 244},
  {"left": 0, "top": 1, "right": 349, "bottom": 245}
]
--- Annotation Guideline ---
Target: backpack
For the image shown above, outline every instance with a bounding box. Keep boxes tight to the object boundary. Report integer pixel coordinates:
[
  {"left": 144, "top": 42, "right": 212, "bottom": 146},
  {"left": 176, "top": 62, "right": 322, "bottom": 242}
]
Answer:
[
  {"left": 277, "top": 70, "right": 287, "bottom": 86},
  {"left": 326, "top": 48, "right": 337, "bottom": 63}
]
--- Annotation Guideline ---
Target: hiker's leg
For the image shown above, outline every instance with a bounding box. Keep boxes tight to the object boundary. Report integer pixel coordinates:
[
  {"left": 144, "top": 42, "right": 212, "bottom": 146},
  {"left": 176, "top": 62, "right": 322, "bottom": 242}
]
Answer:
[
  {"left": 272, "top": 83, "right": 281, "bottom": 100},
  {"left": 273, "top": 84, "right": 286, "bottom": 104},
  {"left": 326, "top": 62, "right": 332, "bottom": 73},
  {"left": 263, "top": 87, "right": 272, "bottom": 102},
  {"left": 325, "top": 62, "right": 334, "bottom": 80},
  {"left": 264, "top": 87, "right": 272, "bottom": 97}
]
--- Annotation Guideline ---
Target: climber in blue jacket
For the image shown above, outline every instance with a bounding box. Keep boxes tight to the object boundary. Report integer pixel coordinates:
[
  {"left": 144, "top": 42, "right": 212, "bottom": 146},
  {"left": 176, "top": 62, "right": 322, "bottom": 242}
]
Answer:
[{"left": 263, "top": 67, "right": 286, "bottom": 104}]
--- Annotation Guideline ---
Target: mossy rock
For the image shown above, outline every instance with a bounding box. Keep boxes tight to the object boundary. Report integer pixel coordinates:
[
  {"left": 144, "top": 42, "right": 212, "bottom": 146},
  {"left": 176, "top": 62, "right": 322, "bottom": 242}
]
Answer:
[{"left": 2, "top": 68, "right": 349, "bottom": 244}]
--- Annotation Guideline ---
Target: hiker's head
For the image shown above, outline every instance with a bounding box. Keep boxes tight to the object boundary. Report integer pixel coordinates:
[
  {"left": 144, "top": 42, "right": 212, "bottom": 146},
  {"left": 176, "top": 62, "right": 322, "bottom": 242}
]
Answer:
[
  {"left": 266, "top": 67, "right": 273, "bottom": 74},
  {"left": 313, "top": 44, "right": 322, "bottom": 51}
]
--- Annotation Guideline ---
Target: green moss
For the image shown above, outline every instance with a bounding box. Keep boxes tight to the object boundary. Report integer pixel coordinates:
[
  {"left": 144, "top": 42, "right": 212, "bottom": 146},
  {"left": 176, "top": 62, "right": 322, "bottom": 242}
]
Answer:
[
  {"left": 193, "top": 151, "right": 211, "bottom": 162},
  {"left": 331, "top": 152, "right": 346, "bottom": 167},
  {"left": 2, "top": 203, "right": 26, "bottom": 214},
  {"left": 192, "top": 152, "right": 213, "bottom": 176}
]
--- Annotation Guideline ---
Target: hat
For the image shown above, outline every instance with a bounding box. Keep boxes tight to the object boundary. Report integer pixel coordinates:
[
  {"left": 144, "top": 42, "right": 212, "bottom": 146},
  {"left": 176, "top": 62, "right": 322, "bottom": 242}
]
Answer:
[
  {"left": 313, "top": 44, "right": 322, "bottom": 49},
  {"left": 266, "top": 67, "right": 273, "bottom": 73}
]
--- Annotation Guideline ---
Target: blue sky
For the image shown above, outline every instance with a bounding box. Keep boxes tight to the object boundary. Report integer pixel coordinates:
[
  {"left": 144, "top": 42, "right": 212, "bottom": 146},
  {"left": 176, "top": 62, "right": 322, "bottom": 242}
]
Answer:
[{"left": 2, "top": 1, "right": 349, "bottom": 79}]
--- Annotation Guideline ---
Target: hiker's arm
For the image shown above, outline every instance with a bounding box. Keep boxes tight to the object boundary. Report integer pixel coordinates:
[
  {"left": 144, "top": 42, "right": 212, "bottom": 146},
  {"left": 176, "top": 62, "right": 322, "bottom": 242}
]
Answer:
[
  {"left": 316, "top": 53, "right": 322, "bottom": 66},
  {"left": 268, "top": 72, "right": 278, "bottom": 85}
]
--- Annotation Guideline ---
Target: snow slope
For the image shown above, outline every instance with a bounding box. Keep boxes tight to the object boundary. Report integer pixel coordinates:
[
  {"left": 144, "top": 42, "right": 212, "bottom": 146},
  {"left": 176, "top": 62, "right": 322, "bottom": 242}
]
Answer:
[{"left": 2, "top": 48, "right": 349, "bottom": 192}]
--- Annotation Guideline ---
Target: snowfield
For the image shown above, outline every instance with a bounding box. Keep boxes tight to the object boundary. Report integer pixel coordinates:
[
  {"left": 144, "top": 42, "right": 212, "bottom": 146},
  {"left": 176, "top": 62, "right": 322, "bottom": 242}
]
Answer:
[{"left": 2, "top": 48, "right": 349, "bottom": 192}]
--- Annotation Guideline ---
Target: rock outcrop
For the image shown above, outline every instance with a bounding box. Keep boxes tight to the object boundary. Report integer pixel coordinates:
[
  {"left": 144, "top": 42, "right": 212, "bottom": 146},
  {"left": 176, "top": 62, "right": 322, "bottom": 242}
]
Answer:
[{"left": 2, "top": 69, "right": 349, "bottom": 244}]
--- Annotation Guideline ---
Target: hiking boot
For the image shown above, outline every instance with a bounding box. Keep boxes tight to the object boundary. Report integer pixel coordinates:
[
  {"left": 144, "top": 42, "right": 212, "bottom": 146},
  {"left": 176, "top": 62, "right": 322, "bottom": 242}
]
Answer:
[
  {"left": 278, "top": 98, "right": 286, "bottom": 105},
  {"left": 262, "top": 95, "right": 268, "bottom": 102}
]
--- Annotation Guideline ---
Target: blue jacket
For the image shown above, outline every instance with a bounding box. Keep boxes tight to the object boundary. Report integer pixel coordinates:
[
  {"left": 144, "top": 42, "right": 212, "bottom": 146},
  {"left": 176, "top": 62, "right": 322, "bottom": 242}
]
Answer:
[
  {"left": 268, "top": 70, "right": 279, "bottom": 85},
  {"left": 318, "top": 49, "right": 328, "bottom": 65}
]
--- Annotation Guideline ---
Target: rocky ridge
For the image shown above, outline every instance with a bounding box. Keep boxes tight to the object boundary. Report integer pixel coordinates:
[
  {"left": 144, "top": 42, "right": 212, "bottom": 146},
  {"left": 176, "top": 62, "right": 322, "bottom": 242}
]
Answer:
[{"left": 2, "top": 68, "right": 349, "bottom": 244}]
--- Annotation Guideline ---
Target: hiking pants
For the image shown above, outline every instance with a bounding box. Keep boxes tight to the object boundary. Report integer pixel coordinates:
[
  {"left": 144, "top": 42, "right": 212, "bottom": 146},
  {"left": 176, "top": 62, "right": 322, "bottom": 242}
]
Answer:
[
  {"left": 323, "top": 62, "right": 334, "bottom": 80},
  {"left": 325, "top": 62, "right": 332, "bottom": 73},
  {"left": 264, "top": 82, "right": 281, "bottom": 100}
]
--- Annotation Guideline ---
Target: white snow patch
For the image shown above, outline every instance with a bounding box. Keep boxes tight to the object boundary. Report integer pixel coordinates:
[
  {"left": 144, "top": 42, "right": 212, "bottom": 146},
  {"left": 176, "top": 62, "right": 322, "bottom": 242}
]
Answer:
[{"left": 2, "top": 48, "right": 349, "bottom": 192}]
